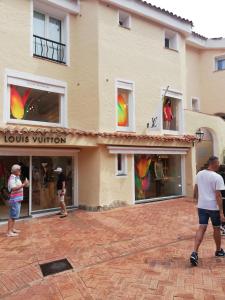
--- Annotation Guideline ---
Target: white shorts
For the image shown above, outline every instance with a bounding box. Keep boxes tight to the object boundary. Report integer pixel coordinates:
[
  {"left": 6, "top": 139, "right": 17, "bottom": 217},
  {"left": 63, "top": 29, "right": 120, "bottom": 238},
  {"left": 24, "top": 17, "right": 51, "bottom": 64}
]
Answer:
[{"left": 57, "top": 190, "right": 66, "bottom": 202}]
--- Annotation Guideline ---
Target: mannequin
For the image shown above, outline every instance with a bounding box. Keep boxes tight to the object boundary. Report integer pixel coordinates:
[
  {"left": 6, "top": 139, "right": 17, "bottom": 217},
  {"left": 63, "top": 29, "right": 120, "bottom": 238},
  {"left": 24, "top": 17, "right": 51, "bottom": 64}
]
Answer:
[
  {"left": 154, "top": 157, "right": 164, "bottom": 197},
  {"left": 163, "top": 98, "right": 173, "bottom": 130}
]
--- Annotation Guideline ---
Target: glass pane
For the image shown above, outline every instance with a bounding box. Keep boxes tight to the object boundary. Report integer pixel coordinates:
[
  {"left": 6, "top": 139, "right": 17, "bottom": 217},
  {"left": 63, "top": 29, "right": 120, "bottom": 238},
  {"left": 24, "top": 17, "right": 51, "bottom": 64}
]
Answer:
[
  {"left": 0, "top": 156, "right": 29, "bottom": 221},
  {"left": 32, "top": 157, "right": 73, "bottom": 211},
  {"left": 33, "top": 11, "right": 45, "bottom": 37},
  {"left": 10, "top": 85, "right": 60, "bottom": 124},
  {"left": 165, "top": 38, "right": 170, "bottom": 48},
  {"left": 217, "top": 59, "right": 225, "bottom": 70},
  {"left": 49, "top": 17, "right": 61, "bottom": 42},
  {"left": 48, "top": 17, "right": 62, "bottom": 61},
  {"left": 135, "top": 154, "right": 182, "bottom": 201},
  {"left": 117, "top": 89, "right": 129, "bottom": 127},
  {"left": 117, "top": 154, "right": 122, "bottom": 172}
]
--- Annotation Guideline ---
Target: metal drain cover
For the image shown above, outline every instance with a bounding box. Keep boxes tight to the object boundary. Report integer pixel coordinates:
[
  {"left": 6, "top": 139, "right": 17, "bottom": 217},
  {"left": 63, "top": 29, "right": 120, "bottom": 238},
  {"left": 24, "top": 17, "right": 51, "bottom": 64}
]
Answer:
[{"left": 40, "top": 258, "right": 73, "bottom": 277}]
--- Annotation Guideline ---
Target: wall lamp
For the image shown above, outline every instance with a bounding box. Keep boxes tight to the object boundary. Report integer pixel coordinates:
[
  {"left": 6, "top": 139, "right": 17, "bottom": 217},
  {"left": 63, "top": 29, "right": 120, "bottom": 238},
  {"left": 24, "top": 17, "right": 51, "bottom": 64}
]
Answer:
[{"left": 195, "top": 128, "right": 204, "bottom": 142}]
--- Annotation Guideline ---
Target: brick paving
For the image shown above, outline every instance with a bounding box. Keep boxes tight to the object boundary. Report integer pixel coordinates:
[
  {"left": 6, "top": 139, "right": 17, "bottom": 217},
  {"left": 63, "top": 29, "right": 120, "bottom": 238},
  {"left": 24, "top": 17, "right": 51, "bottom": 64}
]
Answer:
[{"left": 0, "top": 198, "right": 225, "bottom": 299}]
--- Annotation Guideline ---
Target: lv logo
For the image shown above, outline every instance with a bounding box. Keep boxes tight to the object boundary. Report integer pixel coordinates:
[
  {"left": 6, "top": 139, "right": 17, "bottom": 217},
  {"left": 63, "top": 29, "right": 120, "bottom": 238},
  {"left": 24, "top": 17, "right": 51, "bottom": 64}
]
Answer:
[{"left": 151, "top": 117, "right": 158, "bottom": 128}]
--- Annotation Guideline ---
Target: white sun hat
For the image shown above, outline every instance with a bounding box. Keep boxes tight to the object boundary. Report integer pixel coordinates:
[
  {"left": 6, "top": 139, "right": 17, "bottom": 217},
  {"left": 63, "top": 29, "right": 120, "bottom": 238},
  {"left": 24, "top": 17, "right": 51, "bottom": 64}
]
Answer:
[
  {"left": 54, "top": 167, "right": 62, "bottom": 173},
  {"left": 11, "top": 164, "right": 21, "bottom": 173}
]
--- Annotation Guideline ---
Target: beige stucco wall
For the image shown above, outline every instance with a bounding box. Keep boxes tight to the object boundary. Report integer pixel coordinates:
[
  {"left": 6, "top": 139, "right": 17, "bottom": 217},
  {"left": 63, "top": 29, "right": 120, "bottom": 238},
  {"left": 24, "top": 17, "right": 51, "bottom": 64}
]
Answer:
[
  {"left": 0, "top": 0, "right": 99, "bottom": 132},
  {"left": 78, "top": 147, "right": 100, "bottom": 208},
  {"left": 98, "top": 2, "right": 187, "bottom": 134},
  {"left": 187, "top": 45, "right": 225, "bottom": 115},
  {"left": 99, "top": 146, "right": 133, "bottom": 207},
  {"left": 200, "top": 50, "right": 225, "bottom": 114},
  {"left": 186, "top": 46, "right": 202, "bottom": 110}
]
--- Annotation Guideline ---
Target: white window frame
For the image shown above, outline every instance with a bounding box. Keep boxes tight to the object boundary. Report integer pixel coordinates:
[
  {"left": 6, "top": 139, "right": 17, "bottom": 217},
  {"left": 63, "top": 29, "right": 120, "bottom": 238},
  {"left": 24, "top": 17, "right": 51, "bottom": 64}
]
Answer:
[
  {"left": 4, "top": 69, "right": 67, "bottom": 127},
  {"left": 116, "top": 79, "right": 135, "bottom": 132},
  {"left": 118, "top": 10, "right": 131, "bottom": 29},
  {"left": 115, "top": 154, "right": 127, "bottom": 176},
  {"left": 161, "top": 88, "right": 184, "bottom": 135},
  {"left": 191, "top": 97, "right": 200, "bottom": 112},
  {"left": 215, "top": 55, "right": 225, "bottom": 71},
  {"left": 31, "top": 0, "right": 70, "bottom": 65},
  {"left": 164, "top": 29, "right": 179, "bottom": 51}
]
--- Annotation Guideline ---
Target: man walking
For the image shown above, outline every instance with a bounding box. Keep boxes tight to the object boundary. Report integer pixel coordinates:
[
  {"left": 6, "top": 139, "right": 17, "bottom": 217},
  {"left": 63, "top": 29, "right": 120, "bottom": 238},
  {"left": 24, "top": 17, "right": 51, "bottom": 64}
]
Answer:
[
  {"left": 54, "top": 167, "right": 68, "bottom": 218},
  {"left": 7, "top": 164, "right": 29, "bottom": 237},
  {"left": 218, "top": 165, "right": 225, "bottom": 235},
  {"left": 190, "top": 156, "right": 225, "bottom": 266}
]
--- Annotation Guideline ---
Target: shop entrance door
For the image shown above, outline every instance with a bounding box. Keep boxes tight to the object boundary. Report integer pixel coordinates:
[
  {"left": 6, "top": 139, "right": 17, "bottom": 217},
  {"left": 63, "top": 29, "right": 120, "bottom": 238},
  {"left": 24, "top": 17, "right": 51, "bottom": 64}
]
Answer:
[
  {"left": 0, "top": 156, "right": 30, "bottom": 221},
  {"left": 31, "top": 156, "right": 74, "bottom": 212}
]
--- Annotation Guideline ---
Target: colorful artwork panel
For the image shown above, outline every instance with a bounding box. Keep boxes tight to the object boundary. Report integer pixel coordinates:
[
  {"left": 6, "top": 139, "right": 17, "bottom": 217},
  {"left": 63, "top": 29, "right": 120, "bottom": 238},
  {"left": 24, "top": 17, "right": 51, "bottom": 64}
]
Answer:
[{"left": 117, "top": 90, "right": 129, "bottom": 127}]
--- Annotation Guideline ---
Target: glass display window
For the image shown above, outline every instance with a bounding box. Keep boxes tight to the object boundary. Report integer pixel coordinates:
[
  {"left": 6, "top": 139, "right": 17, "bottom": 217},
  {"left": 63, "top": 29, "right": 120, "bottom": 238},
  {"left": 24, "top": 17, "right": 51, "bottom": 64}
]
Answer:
[
  {"left": 32, "top": 156, "right": 73, "bottom": 211},
  {"left": 116, "top": 80, "right": 134, "bottom": 132},
  {"left": 10, "top": 85, "right": 60, "bottom": 124},
  {"left": 117, "top": 89, "right": 129, "bottom": 127},
  {"left": 135, "top": 154, "right": 182, "bottom": 201},
  {"left": 6, "top": 71, "right": 66, "bottom": 127},
  {"left": 163, "top": 96, "right": 180, "bottom": 131},
  {"left": 0, "top": 155, "right": 75, "bottom": 221}
]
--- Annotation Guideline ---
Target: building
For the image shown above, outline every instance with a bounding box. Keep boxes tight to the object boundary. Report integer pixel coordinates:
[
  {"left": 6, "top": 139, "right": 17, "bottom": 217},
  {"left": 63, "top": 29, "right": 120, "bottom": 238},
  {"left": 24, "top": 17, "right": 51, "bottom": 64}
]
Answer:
[{"left": 0, "top": 0, "right": 224, "bottom": 220}]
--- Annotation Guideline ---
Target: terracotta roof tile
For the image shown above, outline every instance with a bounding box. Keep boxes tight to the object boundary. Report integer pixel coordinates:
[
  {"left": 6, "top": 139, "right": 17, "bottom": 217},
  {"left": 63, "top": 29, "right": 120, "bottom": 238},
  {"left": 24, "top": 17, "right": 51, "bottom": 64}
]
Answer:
[
  {"left": 192, "top": 31, "right": 208, "bottom": 40},
  {"left": 0, "top": 126, "right": 197, "bottom": 144},
  {"left": 139, "top": 0, "right": 193, "bottom": 26}
]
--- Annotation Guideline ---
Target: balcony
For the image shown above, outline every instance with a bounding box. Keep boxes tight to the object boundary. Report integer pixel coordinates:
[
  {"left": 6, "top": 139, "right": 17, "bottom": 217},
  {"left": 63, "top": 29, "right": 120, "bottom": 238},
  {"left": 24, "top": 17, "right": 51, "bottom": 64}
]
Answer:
[{"left": 33, "top": 35, "right": 66, "bottom": 64}]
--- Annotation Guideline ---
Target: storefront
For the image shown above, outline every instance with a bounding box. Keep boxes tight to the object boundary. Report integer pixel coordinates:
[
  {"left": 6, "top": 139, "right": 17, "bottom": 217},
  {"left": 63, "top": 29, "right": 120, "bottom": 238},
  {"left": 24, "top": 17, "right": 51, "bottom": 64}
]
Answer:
[
  {"left": 108, "top": 146, "right": 187, "bottom": 204},
  {"left": 0, "top": 148, "right": 78, "bottom": 221}
]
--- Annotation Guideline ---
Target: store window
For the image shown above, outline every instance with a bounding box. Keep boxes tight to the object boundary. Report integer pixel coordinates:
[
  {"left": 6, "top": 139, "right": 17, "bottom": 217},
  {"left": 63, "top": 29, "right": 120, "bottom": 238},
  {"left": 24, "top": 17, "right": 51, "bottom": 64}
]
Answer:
[
  {"left": 116, "top": 154, "right": 127, "bottom": 176},
  {"left": 32, "top": 156, "right": 73, "bottom": 212},
  {"left": 135, "top": 154, "right": 182, "bottom": 201},
  {"left": 10, "top": 85, "right": 60, "bottom": 124},
  {"left": 33, "top": 10, "right": 66, "bottom": 63},
  {"left": 0, "top": 155, "right": 74, "bottom": 220},
  {"left": 163, "top": 96, "right": 181, "bottom": 131},
  {"left": 116, "top": 80, "right": 134, "bottom": 131},
  {"left": 6, "top": 71, "right": 66, "bottom": 126},
  {"left": 0, "top": 156, "right": 30, "bottom": 221}
]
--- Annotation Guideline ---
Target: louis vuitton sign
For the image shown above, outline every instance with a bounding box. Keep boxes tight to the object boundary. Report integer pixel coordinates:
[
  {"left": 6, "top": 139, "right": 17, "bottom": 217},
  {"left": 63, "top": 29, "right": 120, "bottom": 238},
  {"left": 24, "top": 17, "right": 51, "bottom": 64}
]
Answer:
[{"left": 4, "top": 134, "right": 67, "bottom": 144}]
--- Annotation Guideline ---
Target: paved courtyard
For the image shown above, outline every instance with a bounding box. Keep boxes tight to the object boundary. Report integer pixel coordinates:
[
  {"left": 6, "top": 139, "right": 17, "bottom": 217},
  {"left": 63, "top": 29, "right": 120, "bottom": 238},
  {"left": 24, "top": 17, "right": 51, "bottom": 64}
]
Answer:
[{"left": 0, "top": 198, "right": 225, "bottom": 300}]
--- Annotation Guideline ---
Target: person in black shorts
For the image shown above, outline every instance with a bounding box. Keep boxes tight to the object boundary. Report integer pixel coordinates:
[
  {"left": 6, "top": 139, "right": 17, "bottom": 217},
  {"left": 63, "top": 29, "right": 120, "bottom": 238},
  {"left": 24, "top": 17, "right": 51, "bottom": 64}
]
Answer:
[
  {"left": 190, "top": 156, "right": 225, "bottom": 266},
  {"left": 54, "top": 167, "right": 67, "bottom": 218},
  {"left": 218, "top": 165, "right": 225, "bottom": 235}
]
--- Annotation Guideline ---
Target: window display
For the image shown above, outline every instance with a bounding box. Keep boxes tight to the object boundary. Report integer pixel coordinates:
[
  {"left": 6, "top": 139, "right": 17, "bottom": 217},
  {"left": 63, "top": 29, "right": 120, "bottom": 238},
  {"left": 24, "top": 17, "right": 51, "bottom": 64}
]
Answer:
[
  {"left": 117, "top": 89, "right": 129, "bottom": 127},
  {"left": 0, "top": 156, "right": 29, "bottom": 220},
  {"left": 10, "top": 85, "right": 60, "bottom": 124},
  {"left": 32, "top": 157, "right": 73, "bottom": 211},
  {"left": 163, "top": 97, "right": 179, "bottom": 131},
  {"left": 135, "top": 154, "right": 182, "bottom": 201},
  {"left": 0, "top": 155, "right": 74, "bottom": 220}
]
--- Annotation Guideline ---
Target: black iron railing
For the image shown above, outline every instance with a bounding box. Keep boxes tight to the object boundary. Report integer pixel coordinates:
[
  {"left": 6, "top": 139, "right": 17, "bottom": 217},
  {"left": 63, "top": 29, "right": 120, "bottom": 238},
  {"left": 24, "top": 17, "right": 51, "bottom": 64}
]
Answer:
[{"left": 33, "top": 35, "right": 66, "bottom": 64}]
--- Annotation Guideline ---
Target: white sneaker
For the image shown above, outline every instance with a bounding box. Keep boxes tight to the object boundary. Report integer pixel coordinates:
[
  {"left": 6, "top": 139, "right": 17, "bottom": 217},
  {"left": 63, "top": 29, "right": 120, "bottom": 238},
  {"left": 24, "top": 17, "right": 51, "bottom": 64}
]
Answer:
[
  {"left": 6, "top": 232, "right": 18, "bottom": 237},
  {"left": 220, "top": 226, "right": 225, "bottom": 236}
]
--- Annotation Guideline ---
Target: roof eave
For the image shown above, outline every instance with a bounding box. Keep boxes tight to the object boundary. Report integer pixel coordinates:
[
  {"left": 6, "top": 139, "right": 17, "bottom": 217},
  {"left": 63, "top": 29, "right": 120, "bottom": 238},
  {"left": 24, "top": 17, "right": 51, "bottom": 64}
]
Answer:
[
  {"left": 99, "top": 0, "right": 192, "bottom": 36},
  {"left": 186, "top": 35, "right": 225, "bottom": 49}
]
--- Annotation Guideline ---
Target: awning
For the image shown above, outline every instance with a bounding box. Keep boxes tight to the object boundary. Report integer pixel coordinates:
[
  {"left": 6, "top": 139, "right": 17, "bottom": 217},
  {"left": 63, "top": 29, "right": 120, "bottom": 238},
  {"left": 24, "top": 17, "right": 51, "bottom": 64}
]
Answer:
[{"left": 107, "top": 146, "right": 189, "bottom": 155}]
